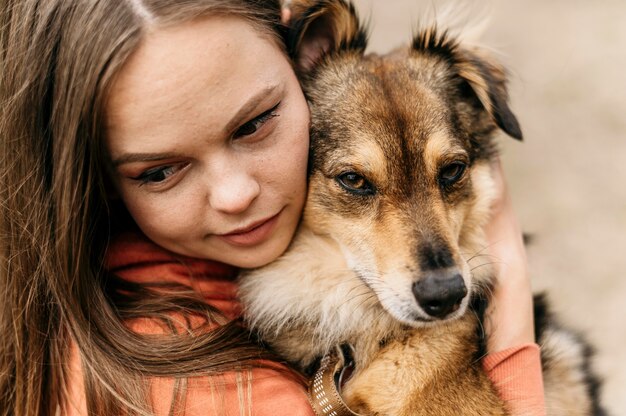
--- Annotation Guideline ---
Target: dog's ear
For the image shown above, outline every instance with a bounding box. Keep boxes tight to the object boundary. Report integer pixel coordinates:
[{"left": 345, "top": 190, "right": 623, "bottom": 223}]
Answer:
[
  {"left": 412, "top": 28, "right": 523, "bottom": 141},
  {"left": 288, "top": 0, "right": 368, "bottom": 74},
  {"left": 455, "top": 48, "right": 523, "bottom": 140}
]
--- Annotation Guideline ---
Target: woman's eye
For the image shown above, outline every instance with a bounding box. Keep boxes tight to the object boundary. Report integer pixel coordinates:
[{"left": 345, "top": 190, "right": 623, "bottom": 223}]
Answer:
[
  {"left": 337, "top": 172, "right": 375, "bottom": 195},
  {"left": 133, "top": 164, "right": 185, "bottom": 186},
  {"left": 234, "top": 103, "right": 280, "bottom": 138},
  {"left": 439, "top": 162, "right": 467, "bottom": 187}
]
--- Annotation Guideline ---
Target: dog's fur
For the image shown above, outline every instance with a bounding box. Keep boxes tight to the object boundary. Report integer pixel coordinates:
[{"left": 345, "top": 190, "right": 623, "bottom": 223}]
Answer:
[{"left": 239, "top": 1, "right": 606, "bottom": 414}]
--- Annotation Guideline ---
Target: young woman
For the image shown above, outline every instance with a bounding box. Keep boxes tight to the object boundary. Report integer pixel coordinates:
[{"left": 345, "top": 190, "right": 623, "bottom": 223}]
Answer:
[{"left": 0, "top": 0, "right": 544, "bottom": 414}]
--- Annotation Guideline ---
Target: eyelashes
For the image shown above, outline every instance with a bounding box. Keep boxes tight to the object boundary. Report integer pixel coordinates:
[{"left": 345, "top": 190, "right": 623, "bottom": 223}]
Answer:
[
  {"left": 131, "top": 163, "right": 188, "bottom": 186},
  {"left": 129, "top": 102, "right": 282, "bottom": 188},
  {"left": 234, "top": 102, "right": 280, "bottom": 138}
]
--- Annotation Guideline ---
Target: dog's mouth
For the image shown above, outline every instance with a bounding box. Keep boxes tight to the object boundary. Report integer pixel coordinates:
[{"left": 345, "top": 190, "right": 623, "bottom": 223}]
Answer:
[
  {"left": 401, "top": 293, "right": 471, "bottom": 326},
  {"left": 406, "top": 313, "right": 436, "bottom": 323},
  {"left": 355, "top": 268, "right": 471, "bottom": 326}
]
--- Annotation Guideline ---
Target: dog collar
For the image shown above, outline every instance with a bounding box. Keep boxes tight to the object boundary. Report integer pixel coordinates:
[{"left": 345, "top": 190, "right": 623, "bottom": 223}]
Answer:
[{"left": 307, "top": 344, "right": 364, "bottom": 416}]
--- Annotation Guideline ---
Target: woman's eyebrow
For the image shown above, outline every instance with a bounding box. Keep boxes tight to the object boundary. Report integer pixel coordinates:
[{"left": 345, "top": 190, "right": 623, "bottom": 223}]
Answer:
[
  {"left": 223, "top": 84, "right": 280, "bottom": 134},
  {"left": 111, "top": 152, "right": 181, "bottom": 167},
  {"left": 111, "top": 85, "right": 281, "bottom": 167}
]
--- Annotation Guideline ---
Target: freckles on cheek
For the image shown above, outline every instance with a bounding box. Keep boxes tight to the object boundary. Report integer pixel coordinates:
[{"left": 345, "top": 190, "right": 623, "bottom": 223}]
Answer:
[
  {"left": 288, "top": 130, "right": 310, "bottom": 170},
  {"left": 123, "top": 193, "right": 195, "bottom": 239}
]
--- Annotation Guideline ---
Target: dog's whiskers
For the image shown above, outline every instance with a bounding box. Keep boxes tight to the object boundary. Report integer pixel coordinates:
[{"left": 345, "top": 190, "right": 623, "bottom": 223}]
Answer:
[{"left": 470, "top": 261, "right": 502, "bottom": 273}]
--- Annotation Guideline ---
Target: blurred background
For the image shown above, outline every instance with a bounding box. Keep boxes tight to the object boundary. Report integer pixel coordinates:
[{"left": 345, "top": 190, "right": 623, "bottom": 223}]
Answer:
[{"left": 353, "top": 0, "right": 626, "bottom": 413}]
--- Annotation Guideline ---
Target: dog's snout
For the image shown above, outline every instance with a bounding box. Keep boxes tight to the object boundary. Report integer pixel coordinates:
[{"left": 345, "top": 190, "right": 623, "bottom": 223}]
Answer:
[
  {"left": 418, "top": 242, "right": 455, "bottom": 271},
  {"left": 412, "top": 271, "right": 467, "bottom": 319}
]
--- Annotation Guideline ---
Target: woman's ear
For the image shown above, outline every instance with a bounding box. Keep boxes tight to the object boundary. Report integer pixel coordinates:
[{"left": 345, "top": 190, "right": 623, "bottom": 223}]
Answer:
[{"left": 287, "top": 0, "right": 368, "bottom": 74}]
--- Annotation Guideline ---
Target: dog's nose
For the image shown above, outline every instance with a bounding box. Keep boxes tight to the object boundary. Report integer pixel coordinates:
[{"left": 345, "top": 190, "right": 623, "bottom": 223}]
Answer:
[{"left": 412, "top": 271, "right": 467, "bottom": 319}]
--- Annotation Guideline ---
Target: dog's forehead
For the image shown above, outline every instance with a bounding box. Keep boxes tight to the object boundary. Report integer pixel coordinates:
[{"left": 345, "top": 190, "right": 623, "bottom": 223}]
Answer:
[
  {"left": 308, "top": 51, "right": 463, "bottom": 158},
  {"left": 313, "top": 53, "right": 454, "bottom": 131}
]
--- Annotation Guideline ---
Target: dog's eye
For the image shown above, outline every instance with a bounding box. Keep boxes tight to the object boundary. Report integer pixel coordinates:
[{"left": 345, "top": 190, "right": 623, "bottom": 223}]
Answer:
[
  {"left": 439, "top": 162, "right": 467, "bottom": 187},
  {"left": 337, "top": 172, "right": 375, "bottom": 195}
]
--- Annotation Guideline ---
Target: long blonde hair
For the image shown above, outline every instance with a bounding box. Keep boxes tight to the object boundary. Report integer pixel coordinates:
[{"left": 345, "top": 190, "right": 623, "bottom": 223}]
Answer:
[{"left": 0, "top": 1, "right": 288, "bottom": 414}]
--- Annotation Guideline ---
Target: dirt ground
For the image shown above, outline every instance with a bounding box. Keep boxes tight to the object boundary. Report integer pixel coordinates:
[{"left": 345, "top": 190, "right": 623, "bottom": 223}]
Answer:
[{"left": 353, "top": 0, "right": 626, "bottom": 413}]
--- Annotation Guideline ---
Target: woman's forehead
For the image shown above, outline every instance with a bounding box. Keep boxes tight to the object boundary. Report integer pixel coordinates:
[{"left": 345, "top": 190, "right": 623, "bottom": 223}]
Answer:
[{"left": 105, "top": 15, "right": 291, "bottom": 155}]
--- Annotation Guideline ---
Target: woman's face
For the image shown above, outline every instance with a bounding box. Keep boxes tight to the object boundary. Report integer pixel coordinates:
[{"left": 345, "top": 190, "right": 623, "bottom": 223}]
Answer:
[{"left": 105, "top": 16, "right": 310, "bottom": 268}]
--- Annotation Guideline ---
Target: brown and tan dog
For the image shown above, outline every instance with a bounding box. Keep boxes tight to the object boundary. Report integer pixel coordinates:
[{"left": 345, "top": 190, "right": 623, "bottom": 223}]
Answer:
[{"left": 239, "top": 1, "right": 605, "bottom": 415}]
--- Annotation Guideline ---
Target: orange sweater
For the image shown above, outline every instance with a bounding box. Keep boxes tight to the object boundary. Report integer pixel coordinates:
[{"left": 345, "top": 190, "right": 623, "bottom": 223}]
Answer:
[{"left": 64, "top": 231, "right": 545, "bottom": 415}]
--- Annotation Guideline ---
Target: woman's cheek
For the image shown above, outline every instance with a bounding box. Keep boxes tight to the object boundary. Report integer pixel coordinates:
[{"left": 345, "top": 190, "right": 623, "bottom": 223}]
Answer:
[
  {"left": 124, "top": 187, "right": 203, "bottom": 243},
  {"left": 272, "top": 134, "right": 308, "bottom": 198},
  {"left": 284, "top": 102, "right": 311, "bottom": 180}
]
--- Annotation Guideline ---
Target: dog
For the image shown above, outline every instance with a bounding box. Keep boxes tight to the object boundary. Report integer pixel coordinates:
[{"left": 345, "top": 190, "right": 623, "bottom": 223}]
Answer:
[{"left": 239, "top": 1, "right": 606, "bottom": 414}]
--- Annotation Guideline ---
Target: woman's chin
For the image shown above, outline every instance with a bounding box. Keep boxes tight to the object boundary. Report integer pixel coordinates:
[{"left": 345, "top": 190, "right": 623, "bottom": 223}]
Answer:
[{"left": 215, "top": 237, "right": 291, "bottom": 269}]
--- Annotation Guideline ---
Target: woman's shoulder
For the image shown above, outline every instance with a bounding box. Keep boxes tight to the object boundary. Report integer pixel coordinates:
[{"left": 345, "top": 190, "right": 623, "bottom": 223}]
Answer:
[
  {"left": 107, "top": 229, "right": 243, "bottom": 319},
  {"left": 105, "top": 229, "right": 238, "bottom": 280}
]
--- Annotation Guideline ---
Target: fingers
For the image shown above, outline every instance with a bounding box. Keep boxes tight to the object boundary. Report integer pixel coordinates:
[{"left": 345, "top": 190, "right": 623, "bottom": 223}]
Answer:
[{"left": 281, "top": 7, "right": 291, "bottom": 24}]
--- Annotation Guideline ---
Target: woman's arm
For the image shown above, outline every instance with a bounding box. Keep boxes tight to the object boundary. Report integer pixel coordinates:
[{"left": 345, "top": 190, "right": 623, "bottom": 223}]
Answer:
[
  {"left": 484, "top": 159, "right": 535, "bottom": 352},
  {"left": 482, "top": 159, "right": 546, "bottom": 416}
]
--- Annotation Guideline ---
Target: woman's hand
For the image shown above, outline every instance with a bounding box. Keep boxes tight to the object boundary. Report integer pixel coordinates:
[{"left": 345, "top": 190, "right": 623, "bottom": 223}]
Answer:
[
  {"left": 281, "top": 6, "right": 291, "bottom": 24},
  {"left": 483, "top": 159, "right": 535, "bottom": 353}
]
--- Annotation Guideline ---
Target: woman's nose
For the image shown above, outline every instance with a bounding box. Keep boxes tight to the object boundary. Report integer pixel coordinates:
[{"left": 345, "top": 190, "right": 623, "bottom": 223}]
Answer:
[{"left": 208, "top": 171, "right": 260, "bottom": 215}]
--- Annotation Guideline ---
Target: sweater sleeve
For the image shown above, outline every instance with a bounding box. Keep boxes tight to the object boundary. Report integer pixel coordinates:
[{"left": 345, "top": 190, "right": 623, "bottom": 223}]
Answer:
[{"left": 483, "top": 343, "right": 547, "bottom": 416}]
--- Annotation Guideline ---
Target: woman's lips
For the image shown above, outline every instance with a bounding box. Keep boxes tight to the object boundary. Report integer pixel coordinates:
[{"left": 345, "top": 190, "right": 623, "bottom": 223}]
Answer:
[{"left": 218, "top": 211, "right": 281, "bottom": 247}]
